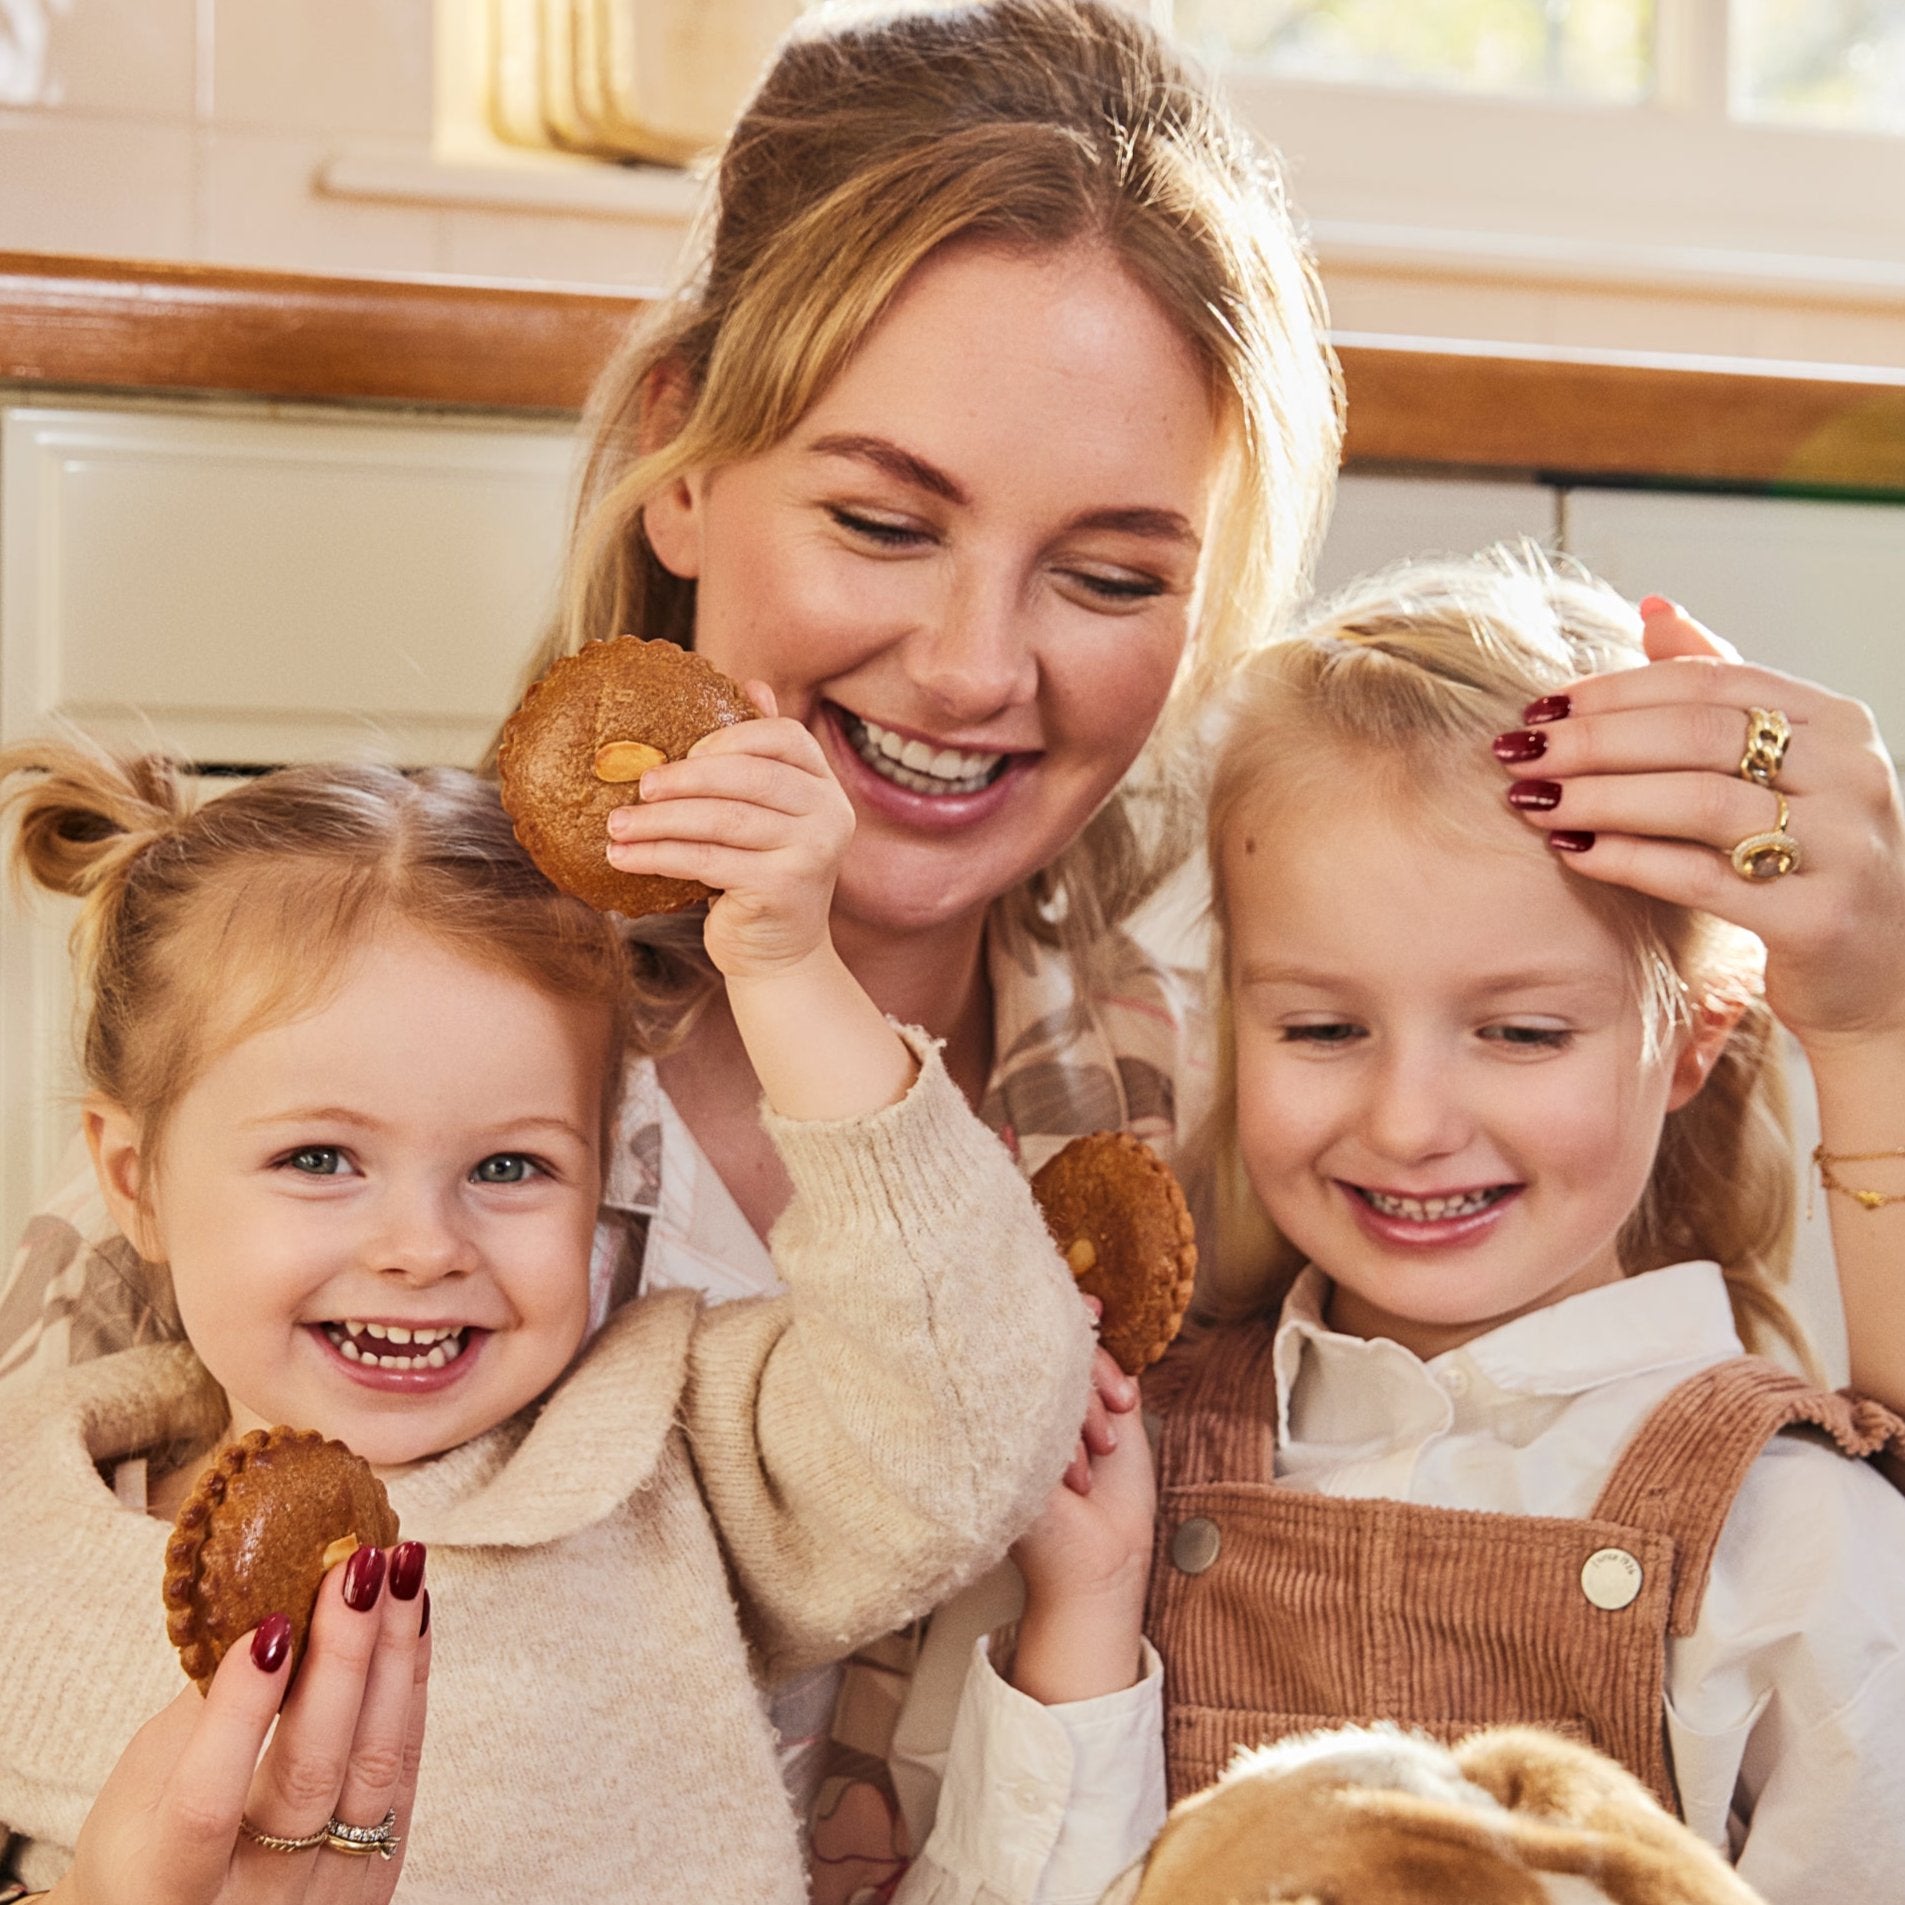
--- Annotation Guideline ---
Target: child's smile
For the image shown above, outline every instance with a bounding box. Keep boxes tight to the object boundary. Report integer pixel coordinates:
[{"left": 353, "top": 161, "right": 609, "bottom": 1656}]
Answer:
[
  {"left": 92, "top": 927, "right": 609, "bottom": 1468},
  {"left": 1224, "top": 785, "right": 1715, "bottom": 1361}
]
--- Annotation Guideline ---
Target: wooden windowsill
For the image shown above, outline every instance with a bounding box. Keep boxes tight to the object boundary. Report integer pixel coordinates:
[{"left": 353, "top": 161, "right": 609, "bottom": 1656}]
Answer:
[{"left": 5, "top": 251, "right": 1905, "bottom": 493}]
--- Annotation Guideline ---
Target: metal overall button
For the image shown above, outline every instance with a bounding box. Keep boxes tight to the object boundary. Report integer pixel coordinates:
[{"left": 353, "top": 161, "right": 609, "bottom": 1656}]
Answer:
[
  {"left": 1580, "top": 1546, "right": 1643, "bottom": 1611},
  {"left": 1171, "top": 1516, "right": 1221, "bottom": 1575}
]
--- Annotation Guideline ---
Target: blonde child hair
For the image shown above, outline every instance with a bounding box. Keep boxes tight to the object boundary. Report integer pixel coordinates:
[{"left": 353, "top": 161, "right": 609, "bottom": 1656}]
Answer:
[
  {"left": 1, "top": 741, "right": 635, "bottom": 1179},
  {"left": 514, "top": 0, "right": 1343, "bottom": 995},
  {"left": 1198, "top": 545, "right": 1806, "bottom": 1366}
]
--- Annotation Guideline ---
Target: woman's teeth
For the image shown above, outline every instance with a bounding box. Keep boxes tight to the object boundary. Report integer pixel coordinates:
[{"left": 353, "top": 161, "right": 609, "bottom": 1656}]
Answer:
[
  {"left": 1360, "top": 1187, "right": 1505, "bottom": 1222},
  {"left": 323, "top": 1320, "right": 468, "bottom": 1369},
  {"left": 846, "top": 714, "right": 1007, "bottom": 795}
]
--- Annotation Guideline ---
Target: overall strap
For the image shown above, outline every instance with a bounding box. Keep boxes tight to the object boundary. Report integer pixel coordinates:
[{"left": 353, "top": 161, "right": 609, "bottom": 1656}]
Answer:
[
  {"left": 1591, "top": 1355, "right": 1905, "bottom": 1636},
  {"left": 1149, "top": 1317, "right": 1282, "bottom": 1487}
]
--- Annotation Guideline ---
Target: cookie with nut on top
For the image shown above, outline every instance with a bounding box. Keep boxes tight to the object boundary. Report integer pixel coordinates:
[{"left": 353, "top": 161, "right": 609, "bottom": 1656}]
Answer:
[
  {"left": 163, "top": 1426, "right": 399, "bottom": 1692},
  {"left": 497, "top": 636, "right": 760, "bottom": 919}
]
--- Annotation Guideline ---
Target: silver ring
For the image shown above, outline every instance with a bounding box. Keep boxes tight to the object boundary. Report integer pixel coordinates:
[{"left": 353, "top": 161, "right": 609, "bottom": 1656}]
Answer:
[{"left": 323, "top": 1806, "right": 400, "bottom": 1860}]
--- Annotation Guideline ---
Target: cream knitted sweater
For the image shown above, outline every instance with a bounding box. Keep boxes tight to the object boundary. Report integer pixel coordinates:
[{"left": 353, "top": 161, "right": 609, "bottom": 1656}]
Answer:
[{"left": 0, "top": 1039, "right": 1094, "bottom": 1902}]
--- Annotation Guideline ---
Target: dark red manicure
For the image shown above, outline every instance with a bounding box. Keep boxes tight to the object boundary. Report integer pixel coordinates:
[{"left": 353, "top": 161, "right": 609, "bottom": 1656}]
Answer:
[
  {"left": 1507, "top": 780, "right": 1563, "bottom": 812},
  {"left": 388, "top": 1541, "right": 427, "bottom": 1603},
  {"left": 343, "top": 1545, "right": 387, "bottom": 1612},
  {"left": 1493, "top": 729, "right": 1547, "bottom": 763},
  {"left": 252, "top": 1612, "right": 292, "bottom": 1673},
  {"left": 420, "top": 1590, "right": 431, "bottom": 1637},
  {"left": 1548, "top": 830, "right": 1596, "bottom": 854},
  {"left": 1522, "top": 694, "right": 1571, "bottom": 725}
]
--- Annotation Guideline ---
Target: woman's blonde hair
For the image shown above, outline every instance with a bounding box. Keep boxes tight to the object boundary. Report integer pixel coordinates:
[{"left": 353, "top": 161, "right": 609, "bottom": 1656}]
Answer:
[
  {"left": 1199, "top": 546, "right": 1807, "bottom": 1367},
  {"left": 1, "top": 741, "right": 635, "bottom": 1174},
  {"left": 513, "top": 0, "right": 1341, "bottom": 998}
]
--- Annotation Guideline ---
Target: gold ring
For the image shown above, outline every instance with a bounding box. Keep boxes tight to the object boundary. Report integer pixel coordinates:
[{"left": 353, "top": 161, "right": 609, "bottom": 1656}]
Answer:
[
  {"left": 1730, "top": 791, "right": 1802, "bottom": 881},
  {"left": 1740, "top": 706, "right": 1792, "bottom": 788},
  {"left": 323, "top": 1806, "right": 401, "bottom": 1860},
  {"left": 240, "top": 1815, "right": 327, "bottom": 1853}
]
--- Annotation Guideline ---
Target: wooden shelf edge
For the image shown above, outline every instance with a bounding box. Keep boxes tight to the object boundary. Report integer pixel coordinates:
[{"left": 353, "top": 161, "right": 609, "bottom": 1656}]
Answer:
[{"left": 7, "top": 252, "right": 1905, "bottom": 492}]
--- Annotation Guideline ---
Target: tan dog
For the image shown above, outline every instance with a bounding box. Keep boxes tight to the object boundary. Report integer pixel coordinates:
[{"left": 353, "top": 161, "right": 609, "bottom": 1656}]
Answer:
[{"left": 1101, "top": 1725, "right": 1766, "bottom": 1905}]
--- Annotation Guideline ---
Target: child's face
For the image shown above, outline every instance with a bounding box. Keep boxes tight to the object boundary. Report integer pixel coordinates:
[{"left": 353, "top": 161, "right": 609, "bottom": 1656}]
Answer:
[
  {"left": 93, "top": 928, "right": 607, "bottom": 1467},
  {"left": 1225, "top": 791, "right": 1711, "bottom": 1360}
]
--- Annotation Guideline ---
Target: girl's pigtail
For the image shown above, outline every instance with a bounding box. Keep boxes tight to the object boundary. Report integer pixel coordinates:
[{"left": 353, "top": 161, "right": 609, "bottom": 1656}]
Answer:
[{"left": 0, "top": 740, "right": 194, "bottom": 978}]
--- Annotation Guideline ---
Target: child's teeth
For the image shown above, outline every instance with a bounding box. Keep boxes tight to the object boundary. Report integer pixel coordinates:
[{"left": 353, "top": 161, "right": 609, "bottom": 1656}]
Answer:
[
  {"left": 424, "top": 1345, "right": 448, "bottom": 1369},
  {"left": 339, "top": 1337, "right": 363, "bottom": 1361}
]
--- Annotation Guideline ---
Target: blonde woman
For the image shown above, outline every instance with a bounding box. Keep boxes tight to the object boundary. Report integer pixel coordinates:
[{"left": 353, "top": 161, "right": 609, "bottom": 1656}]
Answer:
[{"left": 5, "top": 2, "right": 1905, "bottom": 1899}]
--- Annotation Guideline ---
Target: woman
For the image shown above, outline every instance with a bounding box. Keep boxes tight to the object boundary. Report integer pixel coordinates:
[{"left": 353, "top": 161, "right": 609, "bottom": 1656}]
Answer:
[{"left": 5, "top": 3, "right": 1904, "bottom": 1901}]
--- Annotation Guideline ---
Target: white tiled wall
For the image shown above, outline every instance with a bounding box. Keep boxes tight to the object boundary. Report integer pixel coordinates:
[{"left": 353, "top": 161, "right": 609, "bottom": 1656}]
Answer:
[{"left": 0, "top": 0, "right": 686, "bottom": 288}]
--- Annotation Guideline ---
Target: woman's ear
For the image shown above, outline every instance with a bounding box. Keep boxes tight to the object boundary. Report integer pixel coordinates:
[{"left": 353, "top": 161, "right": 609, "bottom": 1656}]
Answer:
[
  {"left": 83, "top": 1095, "right": 163, "bottom": 1261},
  {"left": 637, "top": 360, "right": 705, "bottom": 582},
  {"left": 1666, "top": 989, "right": 1749, "bottom": 1112}
]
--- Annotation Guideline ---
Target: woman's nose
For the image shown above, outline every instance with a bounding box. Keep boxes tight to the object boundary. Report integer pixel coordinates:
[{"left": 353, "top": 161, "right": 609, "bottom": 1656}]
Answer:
[{"left": 905, "top": 574, "right": 1038, "bottom": 723}]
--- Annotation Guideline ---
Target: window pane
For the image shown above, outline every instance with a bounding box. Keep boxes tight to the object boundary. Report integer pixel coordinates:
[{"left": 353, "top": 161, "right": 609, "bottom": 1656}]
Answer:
[
  {"left": 1734, "top": 0, "right": 1905, "bottom": 133},
  {"left": 1173, "top": 0, "right": 1653, "bottom": 103}
]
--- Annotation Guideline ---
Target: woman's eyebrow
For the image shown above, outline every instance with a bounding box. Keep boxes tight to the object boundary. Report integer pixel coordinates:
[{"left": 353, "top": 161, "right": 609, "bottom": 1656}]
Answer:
[
  {"left": 805, "top": 433, "right": 1200, "bottom": 547},
  {"left": 807, "top": 433, "right": 966, "bottom": 503}
]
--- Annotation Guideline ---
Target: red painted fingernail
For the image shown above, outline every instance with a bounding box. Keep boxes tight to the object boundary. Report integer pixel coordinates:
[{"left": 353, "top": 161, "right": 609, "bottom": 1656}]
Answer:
[
  {"left": 252, "top": 1612, "right": 292, "bottom": 1673},
  {"left": 388, "top": 1541, "right": 427, "bottom": 1602},
  {"left": 1522, "top": 694, "right": 1571, "bottom": 724},
  {"left": 1492, "top": 729, "right": 1547, "bottom": 763},
  {"left": 420, "top": 1589, "right": 431, "bottom": 1637},
  {"left": 1548, "top": 830, "right": 1596, "bottom": 854},
  {"left": 1507, "top": 780, "right": 1563, "bottom": 812},
  {"left": 343, "top": 1545, "right": 387, "bottom": 1612},
  {"left": 1639, "top": 594, "right": 1673, "bottom": 618}
]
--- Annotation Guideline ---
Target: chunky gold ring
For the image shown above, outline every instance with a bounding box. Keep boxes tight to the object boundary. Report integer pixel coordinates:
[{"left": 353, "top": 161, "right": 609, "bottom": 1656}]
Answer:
[
  {"left": 1740, "top": 706, "right": 1792, "bottom": 788},
  {"left": 239, "top": 1815, "right": 327, "bottom": 1853},
  {"left": 322, "top": 1807, "right": 401, "bottom": 1860},
  {"left": 1730, "top": 791, "right": 1802, "bottom": 881}
]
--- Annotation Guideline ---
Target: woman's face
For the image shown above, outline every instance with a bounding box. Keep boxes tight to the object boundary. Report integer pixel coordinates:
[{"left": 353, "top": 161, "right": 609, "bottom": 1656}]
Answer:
[{"left": 643, "top": 241, "right": 1221, "bottom": 939}]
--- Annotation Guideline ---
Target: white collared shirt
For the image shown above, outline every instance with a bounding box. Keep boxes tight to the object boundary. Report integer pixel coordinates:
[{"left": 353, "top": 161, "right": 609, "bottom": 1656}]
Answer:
[{"left": 1275, "top": 1261, "right": 1905, "bottom": 1903}]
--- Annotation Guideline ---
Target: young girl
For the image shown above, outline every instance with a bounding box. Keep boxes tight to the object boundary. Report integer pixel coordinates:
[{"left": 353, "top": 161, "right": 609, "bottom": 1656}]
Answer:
[
  {"left": 1052, "top": 550, "right": 1905, "bottom": 1903},
  {"left": 0, "top": 709, "right": 1097, "bottom": 1903}
]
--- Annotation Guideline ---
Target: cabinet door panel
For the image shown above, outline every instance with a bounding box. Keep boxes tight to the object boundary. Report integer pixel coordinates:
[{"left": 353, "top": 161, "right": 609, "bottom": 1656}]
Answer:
[
  {"left": 1315, "top": 473, "right": 1559, "bottom": 598},
  {"left": 2, "top": 405, "right": 577, "bottom": 767}
]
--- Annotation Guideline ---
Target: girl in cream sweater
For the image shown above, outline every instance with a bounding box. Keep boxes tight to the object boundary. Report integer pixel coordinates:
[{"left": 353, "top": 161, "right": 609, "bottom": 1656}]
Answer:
[{"left": 0, "top": 699, "right": 1094, "bottom": 1904}]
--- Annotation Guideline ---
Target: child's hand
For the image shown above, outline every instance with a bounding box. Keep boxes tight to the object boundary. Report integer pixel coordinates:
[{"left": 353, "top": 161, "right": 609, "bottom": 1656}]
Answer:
[
  {"left": 605, "top": 685, "right": 856, "bottom": 984},
  {"left": 52, "top": 1545, "right": 429, "bottom": 1905},
  {"left": 1007, "top": 1333, "right": 1155, "bottom": 1707}
]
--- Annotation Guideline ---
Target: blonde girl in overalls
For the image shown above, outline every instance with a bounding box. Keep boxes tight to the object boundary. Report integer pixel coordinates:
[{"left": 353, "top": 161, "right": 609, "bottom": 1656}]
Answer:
[{"left": 1138, "top": 550, "right": 1905, "bottom": 1903}]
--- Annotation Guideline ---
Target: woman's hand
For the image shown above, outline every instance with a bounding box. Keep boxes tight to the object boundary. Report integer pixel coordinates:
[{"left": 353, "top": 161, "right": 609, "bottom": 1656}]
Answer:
[
  {"left": 605, "top": 686, "right": 856, "bottom": 984},
  {"left": 1007, "top": 1335, "right": 1153, "bottom": 1707},
  {"left": 52, "top": 1542, "right": 430, "bottom": 1905},
  {"left": 1495, "top": 598, "right": 1905, "bottom": 1051}
]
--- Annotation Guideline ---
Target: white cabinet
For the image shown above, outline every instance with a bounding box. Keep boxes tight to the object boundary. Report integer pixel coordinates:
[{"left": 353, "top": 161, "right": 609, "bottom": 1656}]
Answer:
[
  {"left": 0, "top": 398, "right": 579, "bottom": 1249},
  {"left": 1316, "top": 472, "right": 1559, "bottom": 597}
]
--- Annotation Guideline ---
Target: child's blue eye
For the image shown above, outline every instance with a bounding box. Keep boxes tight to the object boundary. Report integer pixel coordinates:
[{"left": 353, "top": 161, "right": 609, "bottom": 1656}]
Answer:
[
  {"left": 285, "top": 1146, "right": 349, "bottom": 1176},
  {"left": 472, "top": 1154, "right": 538, "bottom": 1184}
]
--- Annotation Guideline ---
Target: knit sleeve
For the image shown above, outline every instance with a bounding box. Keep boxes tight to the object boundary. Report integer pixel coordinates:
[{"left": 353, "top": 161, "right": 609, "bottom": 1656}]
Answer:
[{"left": 680, "top": 1026, "right": 1095, "bottom": 1684}]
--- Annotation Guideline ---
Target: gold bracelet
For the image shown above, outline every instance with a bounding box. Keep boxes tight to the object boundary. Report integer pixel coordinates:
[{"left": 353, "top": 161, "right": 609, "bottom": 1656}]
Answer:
[{"left": 1814, "top": 1144, "right": 1905, "bottom": 1211}]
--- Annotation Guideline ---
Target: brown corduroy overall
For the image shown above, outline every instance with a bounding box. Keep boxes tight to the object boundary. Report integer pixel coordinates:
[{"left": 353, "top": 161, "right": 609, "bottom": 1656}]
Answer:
[{"left": 1146, "top": 1319, "right": 1905, "bottom": 1813}]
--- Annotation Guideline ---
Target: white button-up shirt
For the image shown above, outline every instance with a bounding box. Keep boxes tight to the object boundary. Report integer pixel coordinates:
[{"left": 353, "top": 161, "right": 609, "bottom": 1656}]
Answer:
[{"left": 1274, "top": 1260, "right": 1905, "bottom": 1904}]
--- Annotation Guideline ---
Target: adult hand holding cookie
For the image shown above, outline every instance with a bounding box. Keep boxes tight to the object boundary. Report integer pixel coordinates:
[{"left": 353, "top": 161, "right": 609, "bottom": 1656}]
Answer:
[{"left": 46, "top": 1550, "right": 429, "bottom": 1905}]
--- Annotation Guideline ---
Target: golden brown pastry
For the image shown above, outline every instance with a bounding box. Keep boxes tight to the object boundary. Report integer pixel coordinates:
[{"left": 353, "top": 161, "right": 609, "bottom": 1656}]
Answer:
[
  {"left": 163, "top": 1426, "right": 400, "bottom": 1692},
  {"left": 1030, "top": 1131, "right": 1197, "bottom": 1376},
  {"left": 497, "top": 636, "right": 760, "bottom": 918}
]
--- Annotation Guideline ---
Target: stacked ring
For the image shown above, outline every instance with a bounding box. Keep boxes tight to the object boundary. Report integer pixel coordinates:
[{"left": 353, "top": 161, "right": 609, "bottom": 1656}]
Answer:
[
  {"left": 323, "top": 1807, "right": 402, "bottom": 1859},
  {"left": 240, "top": 1817, "right": 328, "bottom": 1854}
]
